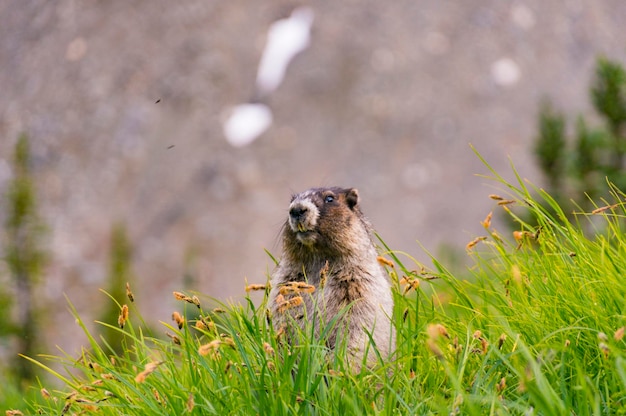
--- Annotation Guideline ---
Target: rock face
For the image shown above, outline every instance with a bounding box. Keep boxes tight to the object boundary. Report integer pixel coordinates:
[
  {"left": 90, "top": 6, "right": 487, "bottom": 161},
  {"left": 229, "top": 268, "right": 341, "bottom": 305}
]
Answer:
[{"left": 0, "top": 1, "right": 624, "bottom": 354}]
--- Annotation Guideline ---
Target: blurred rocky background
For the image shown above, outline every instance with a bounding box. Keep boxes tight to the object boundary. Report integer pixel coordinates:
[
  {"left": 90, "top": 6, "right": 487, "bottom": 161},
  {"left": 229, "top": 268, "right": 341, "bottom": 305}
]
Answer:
[{"left": 1, "top": 0, "right": 625, "bottom": 360}]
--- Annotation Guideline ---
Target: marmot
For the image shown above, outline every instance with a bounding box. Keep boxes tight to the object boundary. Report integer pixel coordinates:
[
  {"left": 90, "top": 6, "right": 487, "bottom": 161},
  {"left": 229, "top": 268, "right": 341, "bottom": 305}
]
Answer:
[{"left": 269, "top": 187, "right": 395, "bottom": 363}]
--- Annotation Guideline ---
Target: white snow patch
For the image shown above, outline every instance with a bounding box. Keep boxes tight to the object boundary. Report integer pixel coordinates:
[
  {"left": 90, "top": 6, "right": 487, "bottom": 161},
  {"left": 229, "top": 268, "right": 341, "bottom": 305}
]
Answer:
[{"left": 223, "top": 103, "right": 273, "bottom": 147}]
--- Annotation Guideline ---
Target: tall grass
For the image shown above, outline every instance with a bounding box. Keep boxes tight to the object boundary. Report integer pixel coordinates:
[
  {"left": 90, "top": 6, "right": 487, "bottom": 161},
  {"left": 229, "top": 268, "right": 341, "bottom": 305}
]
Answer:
[{"left": 8, "top": 164, "right": 626, "bottom": 415}]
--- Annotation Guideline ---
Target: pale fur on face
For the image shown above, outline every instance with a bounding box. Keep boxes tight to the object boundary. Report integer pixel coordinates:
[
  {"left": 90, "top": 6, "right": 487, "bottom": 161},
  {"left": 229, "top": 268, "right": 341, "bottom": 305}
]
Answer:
[{"left": 288, "top": 191, "right": 320, "bottom": 244}]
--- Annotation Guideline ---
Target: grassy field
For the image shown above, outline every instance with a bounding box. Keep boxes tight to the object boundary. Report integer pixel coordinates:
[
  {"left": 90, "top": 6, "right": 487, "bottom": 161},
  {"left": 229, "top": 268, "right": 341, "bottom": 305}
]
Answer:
[{"left": 5, "top": 164, "right": 626, "bottom": 415}]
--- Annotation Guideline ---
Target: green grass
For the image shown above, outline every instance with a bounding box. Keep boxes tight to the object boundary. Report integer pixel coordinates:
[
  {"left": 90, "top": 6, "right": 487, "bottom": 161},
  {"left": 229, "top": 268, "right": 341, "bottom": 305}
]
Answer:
[{"left": 7, "top": 164, "right": 626, "bottom": 415}]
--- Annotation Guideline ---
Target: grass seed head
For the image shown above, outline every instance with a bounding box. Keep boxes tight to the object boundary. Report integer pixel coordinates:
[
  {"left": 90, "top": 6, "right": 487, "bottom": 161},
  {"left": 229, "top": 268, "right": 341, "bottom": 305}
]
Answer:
[
  {"left": 278, "top": 285, "right": 298, "bottom": 295},
  {"left": 88, "top": 362, "right": 103, "bottom": 373},
  {"left": 172, "top": 311, "right": 185, "bottom": 329},
  {"left": 427, "top": 323, "right": 449, "bottom": 340},
  {"left": 466, "top": 236, "right": 487, "bottom": 250},
  {"left": 275, "top": 325, "right": 286, "bottom": 340},
  {"left": 497, "top": 199, "right": 516, "bottom": 206},
  {"left": 118, "top": 304, "right": 129, "bottom": 329},
  {"left": 591, "top": 203, "right": 619, "bottom": 214},
  {"left": 153, "top": 388, "right": 165, "bottom": 406},
  {"left": 401, "top": 277, "right": 420, "bottom": 294},
  {"left": 166, "top": 332, "right": 181, "bottom": 345},
  {"left": 126, "top": 282, "right": 134, "bottom": 302},
  {"left": 279, "top": 282, "right": 315, "bottom": 295},
  {"left": 186, "top": 393, "right": 195, "bottom": 412},
  {"left": 245, "top": 283, "right": 267, "bottom": 292},
  {"left": 402, "top": 307, "right": 409, "bottom": 322},
  {"left": 480, "top": 337, "right": 489, "bottom": 354},
  {"left": 377, "top": 256, "right": 395, "bottom": 268},
  {"left": 615, "top": 327, "right": 625, "bottom": 341},
  {"left": 320, "top": 260, "right": 329, "bottom": 288},
  {"left": 489, "top": 194, "right": 504, "bottom": 201},
  {"left": 198, "top": 340, "right": 222, "bottom": 356},
  {"left": 195, "top": 319, "right": 207, "bottom": 331},
  {"left": 480, "top": 211, "right": 493, "bottom": 229},
  {"left": 263, "top": 342, "right": 275, "bottom": 356},
  {"left": 292, "top": 281, "right": 315, "bottom": 293},
  {"left": 277, "top": 295, "right": 303, "bottom": 313}
]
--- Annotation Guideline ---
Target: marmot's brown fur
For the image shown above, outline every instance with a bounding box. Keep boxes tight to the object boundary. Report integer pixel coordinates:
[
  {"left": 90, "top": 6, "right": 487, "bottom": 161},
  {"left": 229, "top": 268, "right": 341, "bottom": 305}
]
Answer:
[{"left": 269, "top": 187, "right": 395, "bottom": 363}]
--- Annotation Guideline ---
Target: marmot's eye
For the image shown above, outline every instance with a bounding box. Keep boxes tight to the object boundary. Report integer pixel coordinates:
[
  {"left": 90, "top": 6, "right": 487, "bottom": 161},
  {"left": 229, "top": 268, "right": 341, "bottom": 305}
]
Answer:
[{"left": 324, "top": 195, "right": 334, "bottom": 203}]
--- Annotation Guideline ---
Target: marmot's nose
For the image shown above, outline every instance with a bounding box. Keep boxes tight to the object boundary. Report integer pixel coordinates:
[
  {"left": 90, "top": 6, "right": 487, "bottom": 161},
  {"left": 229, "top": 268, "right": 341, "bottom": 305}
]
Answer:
[{"left": 289, "top": 205, "right": 308, "bottom": 220}]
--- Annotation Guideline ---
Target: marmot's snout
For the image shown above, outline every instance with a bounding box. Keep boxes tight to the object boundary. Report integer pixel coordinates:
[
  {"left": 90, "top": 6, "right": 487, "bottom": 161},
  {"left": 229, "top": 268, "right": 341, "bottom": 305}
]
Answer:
[
  {"left": 289, "top": 205, "right": 308, "bottom": 222},
  {"left": 288, "top": 196, "right": 319, "bottom": 239}
]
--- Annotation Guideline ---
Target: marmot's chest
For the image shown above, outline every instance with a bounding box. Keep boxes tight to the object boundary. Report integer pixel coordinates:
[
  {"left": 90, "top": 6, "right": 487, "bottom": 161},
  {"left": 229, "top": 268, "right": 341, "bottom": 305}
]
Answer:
[{"left": 323, "top": 275, "right": 365, "bottom": 303}]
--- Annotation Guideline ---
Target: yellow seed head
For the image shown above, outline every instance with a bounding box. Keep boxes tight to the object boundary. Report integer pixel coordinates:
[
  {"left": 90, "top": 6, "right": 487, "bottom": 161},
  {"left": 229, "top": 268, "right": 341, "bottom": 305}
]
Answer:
[
  {"left": 614, "top": 327, "right": 625, "bottom": 341},
  {"left": 275, "top": 326, "right": 286, "bottom": 339},
  {"left": 320, "top": 260, "right": 329, "bottom": 288},
  {"left": 263, "top": 342, "right": 275, "bottom": 356},
  {"left": 166, "top": 332, "right": 181, "bottom": 345},
  {"left": 173, "top": 291, "right": 187, "bottom": 300},
  {"left": 172, "top": 311, "right": 185, "bottom": 329},
  {"left": 118, "top": 304, "right": 129, "bottom": 329},
  {"left": 427, "top": 323, "right": 449, "bottom": 340},
  {"left": 466, "top": 236, "right": 487, "bottom": 250},
  {"left": 278, "top": 296, "right": 304, "bottom": 313},
  {"left": 279, "top": 285, "right": 298, "bottom": 295},
  {"left": 480, "top": 337, "right": 489, "bottom": 354},
  {"left": 377, "top": 256, "right": 395, "bottom": 268},
  {"left": 592, "top": 203, "right": 619, "bottom": 214},
  {"left": 126, "top": 282, "right": 134, "bottom": 302},
  {"left": 480, "top": 211, "right": 493, "bottom": 229},
  {"left": 245, "top": 283, "right": 267, "bottom": 292},
  {"left": 497, "top": 199, "right": 516, "bottom": 206},
  {"left": 186, "top": 393, "right": 195, "bottom": 412},
  {"left": 293, "top": 281, "right": 315, "bottom": 293},
  {"left": 198, "top": 340, "right": 222, "bottom": 356}
]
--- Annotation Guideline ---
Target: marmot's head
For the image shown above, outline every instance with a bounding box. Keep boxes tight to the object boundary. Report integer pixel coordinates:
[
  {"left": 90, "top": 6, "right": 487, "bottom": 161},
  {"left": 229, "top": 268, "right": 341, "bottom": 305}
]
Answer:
[{"left": 283, "top": 187, "right": 370, "bottom": 258}]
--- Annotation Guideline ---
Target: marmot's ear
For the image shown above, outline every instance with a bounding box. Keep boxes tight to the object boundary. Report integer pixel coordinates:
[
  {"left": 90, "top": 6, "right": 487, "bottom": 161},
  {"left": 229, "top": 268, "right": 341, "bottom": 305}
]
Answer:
[{"left": 345, "top": 188, "right": 359, "bottom": 210}]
